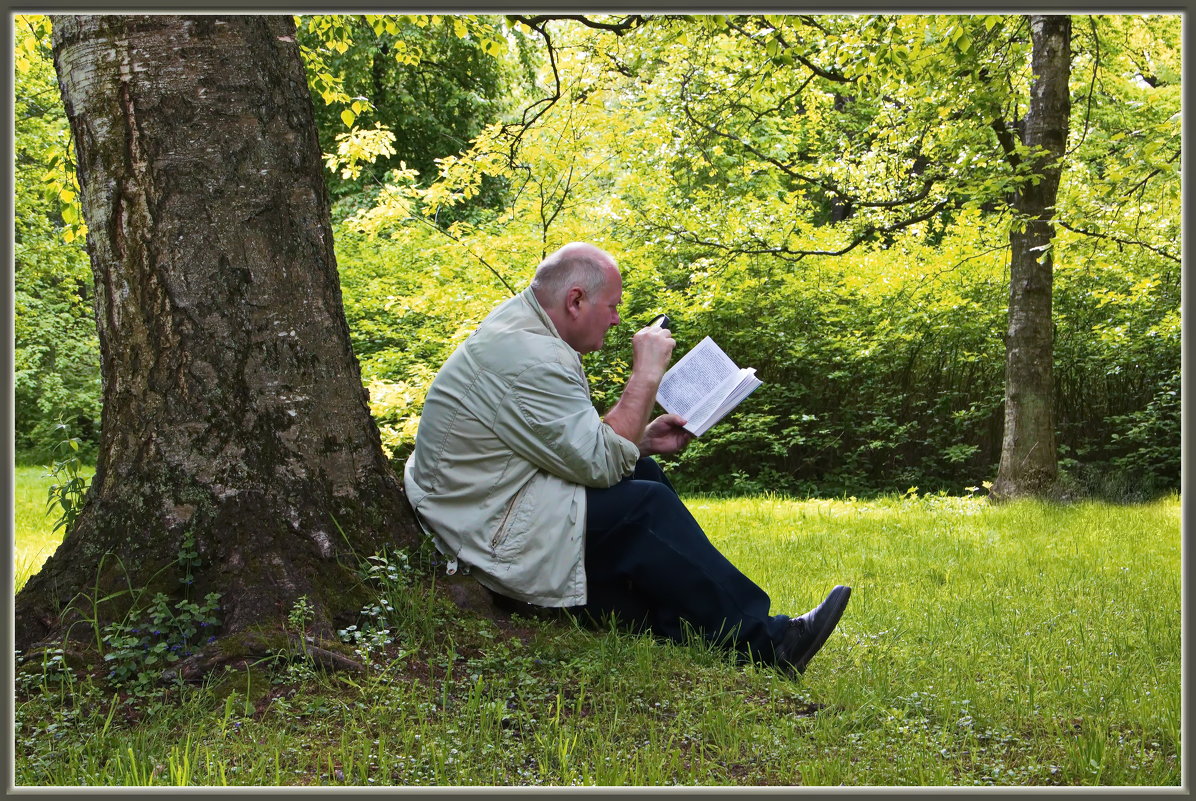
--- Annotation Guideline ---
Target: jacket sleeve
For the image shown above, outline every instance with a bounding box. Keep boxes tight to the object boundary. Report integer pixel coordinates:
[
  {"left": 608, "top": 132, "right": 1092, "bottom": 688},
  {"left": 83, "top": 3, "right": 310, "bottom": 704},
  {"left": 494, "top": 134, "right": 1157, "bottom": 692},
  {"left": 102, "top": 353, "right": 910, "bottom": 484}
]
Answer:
[{"left": 492, "top": 360, "right": 640, "bottom": 488}]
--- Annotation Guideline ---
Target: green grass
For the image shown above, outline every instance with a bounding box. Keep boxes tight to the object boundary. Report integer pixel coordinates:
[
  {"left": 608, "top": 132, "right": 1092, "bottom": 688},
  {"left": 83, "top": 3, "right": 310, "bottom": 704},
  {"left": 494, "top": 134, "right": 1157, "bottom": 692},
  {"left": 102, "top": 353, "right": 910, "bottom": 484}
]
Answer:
[
  {"left": 14, "top": 465, "right": 95, "bottom": 592},
  {"left": 12, "top": 471, "right": 1182, "bottom": 787}
]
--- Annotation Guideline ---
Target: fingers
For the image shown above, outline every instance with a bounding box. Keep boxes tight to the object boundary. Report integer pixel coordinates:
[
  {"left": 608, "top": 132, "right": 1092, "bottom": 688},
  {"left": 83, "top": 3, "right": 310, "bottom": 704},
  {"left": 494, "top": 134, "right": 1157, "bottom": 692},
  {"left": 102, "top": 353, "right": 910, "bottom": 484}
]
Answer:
[
  {"left": 636, "top": 322, "right": 675, "bottom": 344},
  {"left": 648, "top": 413, "right": 686, "bottom": 430},
  {"left": 642, "top": 413, "right": 695, "bottom": 456},
  {"left": 632, "top": 325, "right": 676, "bottom": 375}
]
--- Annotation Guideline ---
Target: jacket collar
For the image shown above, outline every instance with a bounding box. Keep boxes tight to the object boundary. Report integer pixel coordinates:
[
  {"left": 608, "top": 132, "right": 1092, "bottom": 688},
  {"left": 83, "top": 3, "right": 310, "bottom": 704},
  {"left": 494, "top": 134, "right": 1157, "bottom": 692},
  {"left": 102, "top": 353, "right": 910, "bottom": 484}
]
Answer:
[{"left": 520, "top": 286, "right": 564, "bottom": 342}]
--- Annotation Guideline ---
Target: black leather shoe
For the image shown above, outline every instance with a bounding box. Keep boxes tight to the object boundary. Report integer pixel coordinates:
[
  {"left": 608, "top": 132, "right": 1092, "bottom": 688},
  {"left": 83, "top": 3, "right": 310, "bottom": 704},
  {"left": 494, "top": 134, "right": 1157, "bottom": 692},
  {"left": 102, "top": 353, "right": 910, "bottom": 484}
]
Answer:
[{"left": 775, "top": 585, "right": 851, "bottom": 674}]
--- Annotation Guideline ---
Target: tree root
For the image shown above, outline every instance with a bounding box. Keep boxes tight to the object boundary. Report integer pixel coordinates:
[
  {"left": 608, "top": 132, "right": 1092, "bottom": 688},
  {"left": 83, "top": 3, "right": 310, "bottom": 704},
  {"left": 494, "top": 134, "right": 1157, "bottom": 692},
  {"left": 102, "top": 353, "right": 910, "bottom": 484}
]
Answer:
[
  {"left": 162, "top": 630, "right": 365, "bottom": 683},
  {"left": 436, "top": 571, "right": 566, "bottom": 624},
  {"left": 437, "top": 571, "right": 506, "bottom": 618}
]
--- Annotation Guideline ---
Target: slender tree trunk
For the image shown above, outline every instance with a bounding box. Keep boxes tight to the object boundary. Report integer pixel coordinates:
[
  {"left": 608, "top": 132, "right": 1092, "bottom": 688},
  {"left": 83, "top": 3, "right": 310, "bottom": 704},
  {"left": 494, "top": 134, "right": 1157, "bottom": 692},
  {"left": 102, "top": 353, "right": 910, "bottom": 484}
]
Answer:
[
  {"left": 15, "top": 15, "right": 421, "bottom": 659},
  {"left": 991, "top": 15, "right": 1070, "bottom": 501}
]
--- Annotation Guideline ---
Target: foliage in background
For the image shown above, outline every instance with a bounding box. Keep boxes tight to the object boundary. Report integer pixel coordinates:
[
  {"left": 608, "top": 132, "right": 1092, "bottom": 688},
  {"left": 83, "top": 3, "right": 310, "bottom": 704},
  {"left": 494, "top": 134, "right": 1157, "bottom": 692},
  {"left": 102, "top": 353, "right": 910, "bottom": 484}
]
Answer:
[
  {"left": 335, "top": 230, "right": 510, "bottom": 462},
  {"left": 296, "top": 13, "right": 532, "bottom": 225},
  {"left": 346, "top": 14, "right": 1180, "bottom": 498},
  {"left": 13, "top": 15, "right": 99, "bottom": 464},
  {"left": 13, "top": 13, "right": 1180, "bottom": 498}
]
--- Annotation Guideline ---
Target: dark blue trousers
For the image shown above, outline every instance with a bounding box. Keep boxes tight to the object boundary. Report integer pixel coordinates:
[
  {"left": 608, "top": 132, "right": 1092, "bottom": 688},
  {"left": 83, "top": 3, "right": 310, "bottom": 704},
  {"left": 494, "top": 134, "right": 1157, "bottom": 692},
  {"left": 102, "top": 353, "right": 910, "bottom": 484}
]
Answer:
[{"left": 576, "top": 458, "right": 790, "bottom": 664}]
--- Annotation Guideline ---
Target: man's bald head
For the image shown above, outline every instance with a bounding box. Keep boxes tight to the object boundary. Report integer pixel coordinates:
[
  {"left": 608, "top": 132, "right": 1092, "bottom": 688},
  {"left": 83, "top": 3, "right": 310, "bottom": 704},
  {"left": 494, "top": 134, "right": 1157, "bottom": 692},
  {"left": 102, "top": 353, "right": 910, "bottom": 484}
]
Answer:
[
  {"left": 530, "top": 242, "right": 619, "bottom": 307},
  {"left": 529, "top": 242, "right": 623, "bottom": 354}
]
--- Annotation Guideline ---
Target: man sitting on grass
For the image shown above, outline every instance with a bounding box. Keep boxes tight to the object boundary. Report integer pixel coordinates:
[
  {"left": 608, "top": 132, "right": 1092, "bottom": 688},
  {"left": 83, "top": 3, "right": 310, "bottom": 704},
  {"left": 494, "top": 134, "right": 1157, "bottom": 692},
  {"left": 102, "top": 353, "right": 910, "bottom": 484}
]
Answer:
[{"left": 403, "top": 242, "right": 850, "bottom": 674}]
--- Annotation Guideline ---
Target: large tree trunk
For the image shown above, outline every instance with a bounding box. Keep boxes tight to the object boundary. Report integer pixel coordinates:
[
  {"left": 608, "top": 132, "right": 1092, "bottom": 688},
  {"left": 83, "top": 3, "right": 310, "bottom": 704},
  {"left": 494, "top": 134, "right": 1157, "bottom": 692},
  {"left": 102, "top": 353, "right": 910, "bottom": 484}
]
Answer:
[
  {"left": 991, "top": 15, "right": 1070, "bottom": 501},
  {"left": 15, "top": 15, "right": 421, "bottom": 659}
]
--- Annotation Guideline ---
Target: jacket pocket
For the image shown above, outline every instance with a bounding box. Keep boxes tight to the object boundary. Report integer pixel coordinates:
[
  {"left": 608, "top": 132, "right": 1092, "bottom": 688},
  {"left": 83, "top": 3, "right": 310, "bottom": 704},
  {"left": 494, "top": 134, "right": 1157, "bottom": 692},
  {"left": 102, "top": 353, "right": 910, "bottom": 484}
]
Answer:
[{"left": 491, "top": 479, "right": 534, "bottom": 552}]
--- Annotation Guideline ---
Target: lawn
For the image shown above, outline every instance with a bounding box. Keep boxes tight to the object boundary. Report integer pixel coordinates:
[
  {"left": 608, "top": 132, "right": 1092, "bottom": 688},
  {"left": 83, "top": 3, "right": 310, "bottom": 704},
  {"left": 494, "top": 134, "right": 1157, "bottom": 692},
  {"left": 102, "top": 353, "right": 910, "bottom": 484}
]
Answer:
[
  {"left": 12, "top": 467, "right": 1182, "bottom": 786},
  {"left": 14, "top": 465, "right": 95, "bottom": 591}
]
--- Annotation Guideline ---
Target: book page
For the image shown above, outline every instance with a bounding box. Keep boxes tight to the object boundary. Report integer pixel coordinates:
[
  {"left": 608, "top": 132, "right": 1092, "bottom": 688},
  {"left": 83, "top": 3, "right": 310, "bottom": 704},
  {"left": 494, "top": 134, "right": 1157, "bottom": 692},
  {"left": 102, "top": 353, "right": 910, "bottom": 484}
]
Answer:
[
  {"left": 692, "top": 369, "right": 761, "bottom": 436},
  {"left": 656, "top": 337, "right": 738, "bottom": 420},
  {"left": 679, "top": 368, "right": 748, "bottom": 435}
]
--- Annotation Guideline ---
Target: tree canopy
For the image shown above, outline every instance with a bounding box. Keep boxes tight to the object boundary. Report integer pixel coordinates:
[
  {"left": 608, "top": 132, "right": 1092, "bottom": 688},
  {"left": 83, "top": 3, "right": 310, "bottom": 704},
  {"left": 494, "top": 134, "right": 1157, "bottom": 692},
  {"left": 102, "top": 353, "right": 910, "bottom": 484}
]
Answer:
[{"left": 14, "top": 12, "right": 1181, "bottom": 499}]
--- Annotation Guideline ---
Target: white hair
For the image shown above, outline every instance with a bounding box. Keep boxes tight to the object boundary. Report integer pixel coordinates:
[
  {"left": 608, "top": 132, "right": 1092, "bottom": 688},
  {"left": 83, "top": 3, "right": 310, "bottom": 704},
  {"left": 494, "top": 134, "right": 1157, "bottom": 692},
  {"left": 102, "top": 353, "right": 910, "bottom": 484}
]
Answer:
[{"left": 529, "top": 242, "right": 614, "bottom": 305}]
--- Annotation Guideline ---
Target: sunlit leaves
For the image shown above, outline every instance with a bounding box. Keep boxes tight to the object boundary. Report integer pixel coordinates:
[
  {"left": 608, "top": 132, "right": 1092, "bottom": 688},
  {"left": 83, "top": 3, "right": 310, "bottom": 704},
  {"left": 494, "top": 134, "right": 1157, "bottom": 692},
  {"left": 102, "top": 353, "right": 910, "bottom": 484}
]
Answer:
[
  {"left": 13, "top": 13, "right": 51, "bottom": 73},
  {"left": 1054, "top": 14, "right": 1180, "bottom": 266},
  {"left": 343, "top": 165, "right": 421, "bottom": 235},
  {"left": 324, "top": 123, "right": 398, "bottom": 180},
  {"left": 297, "top": 13, "right": 519, "bottom": 203},
  {"left": 15, "top": 15, "right": 87, "bottom": 245},
  {"left": 296, "top": 14, "right": 380, "bottom": 139}
]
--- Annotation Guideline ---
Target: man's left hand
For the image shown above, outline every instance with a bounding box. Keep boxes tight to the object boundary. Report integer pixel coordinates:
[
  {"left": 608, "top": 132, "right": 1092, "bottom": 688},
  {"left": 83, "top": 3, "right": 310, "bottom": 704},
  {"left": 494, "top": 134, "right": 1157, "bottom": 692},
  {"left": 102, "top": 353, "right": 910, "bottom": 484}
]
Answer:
[{"left": 639, "top": 413, "right": 694, "bottom": 457}]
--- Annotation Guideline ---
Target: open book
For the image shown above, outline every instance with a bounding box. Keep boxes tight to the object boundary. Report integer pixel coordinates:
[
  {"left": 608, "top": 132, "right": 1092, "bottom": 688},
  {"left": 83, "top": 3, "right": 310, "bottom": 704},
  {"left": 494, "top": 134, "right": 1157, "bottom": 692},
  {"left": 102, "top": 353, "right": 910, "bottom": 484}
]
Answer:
[{"left": 656, "top": 337, "right": 762, "bottom": 437}]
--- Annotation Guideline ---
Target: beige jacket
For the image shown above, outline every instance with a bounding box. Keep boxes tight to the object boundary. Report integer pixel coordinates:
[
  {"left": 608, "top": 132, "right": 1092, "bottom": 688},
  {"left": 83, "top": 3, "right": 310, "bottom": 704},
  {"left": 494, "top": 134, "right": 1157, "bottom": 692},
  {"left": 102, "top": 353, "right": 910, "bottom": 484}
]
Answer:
[{"left": 402, "top": 287, "right": 640, "bottom": 606}]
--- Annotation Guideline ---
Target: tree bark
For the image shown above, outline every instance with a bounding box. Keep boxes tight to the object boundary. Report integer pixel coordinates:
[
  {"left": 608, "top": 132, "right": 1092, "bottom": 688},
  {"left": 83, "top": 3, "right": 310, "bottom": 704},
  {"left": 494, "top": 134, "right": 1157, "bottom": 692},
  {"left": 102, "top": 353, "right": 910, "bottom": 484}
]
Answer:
[
  {"left": 15, "top": 15, "right": 421, "bottom": 655},
  {"left": 991, "top": 15, "right": 1070, "bottom": 502}
]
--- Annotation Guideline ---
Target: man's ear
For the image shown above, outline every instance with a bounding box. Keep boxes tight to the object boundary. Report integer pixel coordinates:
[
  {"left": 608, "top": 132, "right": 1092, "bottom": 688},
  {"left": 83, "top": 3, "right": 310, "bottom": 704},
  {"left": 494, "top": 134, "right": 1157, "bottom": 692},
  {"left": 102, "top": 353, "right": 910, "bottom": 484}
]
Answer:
[{"left": 564, "top": 286, "right": 586, "bottom": 319}]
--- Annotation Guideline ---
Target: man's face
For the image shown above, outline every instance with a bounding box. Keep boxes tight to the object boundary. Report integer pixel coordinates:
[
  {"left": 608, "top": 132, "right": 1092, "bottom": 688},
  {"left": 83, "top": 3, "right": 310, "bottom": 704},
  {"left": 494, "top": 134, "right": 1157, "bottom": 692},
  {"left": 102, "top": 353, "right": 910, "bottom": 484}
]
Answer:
[{"left": 575, "top": 269, "right": 622, "bottom": 354}]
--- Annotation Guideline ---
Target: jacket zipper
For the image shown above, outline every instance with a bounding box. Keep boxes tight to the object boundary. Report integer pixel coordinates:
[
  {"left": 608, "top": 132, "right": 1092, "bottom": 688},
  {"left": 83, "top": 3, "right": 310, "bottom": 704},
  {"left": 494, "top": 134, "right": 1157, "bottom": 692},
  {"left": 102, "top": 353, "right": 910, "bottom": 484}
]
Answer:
[{"left": 492, "top": 482, "right": 532, "bottom": 549}]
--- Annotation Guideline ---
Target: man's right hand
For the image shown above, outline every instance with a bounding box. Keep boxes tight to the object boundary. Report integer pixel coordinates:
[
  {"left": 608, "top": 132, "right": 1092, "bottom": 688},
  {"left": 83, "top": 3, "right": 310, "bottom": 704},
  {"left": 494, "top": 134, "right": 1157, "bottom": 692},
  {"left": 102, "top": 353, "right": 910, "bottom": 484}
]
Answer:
[
  {"left": 603, "top": 323, "right": 676, "bottom": 445},
  {"left": 631, "top": 322, "right": 676, "bottom": 379}
]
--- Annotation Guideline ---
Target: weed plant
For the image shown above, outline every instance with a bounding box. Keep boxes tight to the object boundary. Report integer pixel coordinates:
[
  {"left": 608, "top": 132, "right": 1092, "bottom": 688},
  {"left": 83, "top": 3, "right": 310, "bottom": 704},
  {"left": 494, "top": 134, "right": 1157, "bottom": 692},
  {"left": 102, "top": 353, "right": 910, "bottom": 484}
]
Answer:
[
  {"left": 43, "top": 422, "right": 91, "bottom": 535},
  {"left": 12, "top": 470, "right": 1181, "bottom": 787}
]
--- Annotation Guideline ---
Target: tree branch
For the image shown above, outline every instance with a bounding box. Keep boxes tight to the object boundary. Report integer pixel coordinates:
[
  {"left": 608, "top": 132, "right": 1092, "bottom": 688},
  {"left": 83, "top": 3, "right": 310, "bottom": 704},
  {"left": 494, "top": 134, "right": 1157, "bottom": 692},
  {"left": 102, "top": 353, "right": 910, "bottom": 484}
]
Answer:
[
  {"left": 641, "top": 198, "right": 950, "bottom": 263},
  {"left": 990, "top": 116, "right": 1022, "bottom": 170},
  {"left": 506, "top": 16, "right": 562, "bottom": 133},
  {"left": 677, "top": 72, "right": 838, "bottom": 196},
  {"left": 726, "top": 18, "right": 855, "bottom": 83},
  {"left": 1064, "top": 16, "right": 1099, "bottom": 158},
  {"left": 413, "top": 214, "right": 519, "bottom": 295},
  {"left": 509, "top": 14, "right": 646, "bottom": 35},
  {"left": 1056, "top": 219, "right": 1180, "bottom": 263},
  {"left": 677, "top": 71, "right": 939, "bottom": 211}
]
